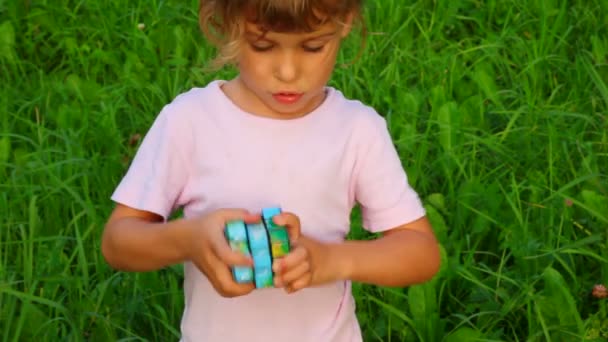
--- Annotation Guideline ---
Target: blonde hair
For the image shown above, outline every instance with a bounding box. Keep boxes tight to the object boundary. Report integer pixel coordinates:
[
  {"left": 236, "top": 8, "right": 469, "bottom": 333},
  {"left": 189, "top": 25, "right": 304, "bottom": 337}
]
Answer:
[{"left": 199, "top": 0, "right": 365, "bottom": 69}]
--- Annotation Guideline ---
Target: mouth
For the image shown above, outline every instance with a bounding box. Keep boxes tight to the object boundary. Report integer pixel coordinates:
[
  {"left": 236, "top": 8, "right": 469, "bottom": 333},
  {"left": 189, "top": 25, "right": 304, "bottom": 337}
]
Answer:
[{"left": 272, "top": 92, "right": 303, "bottom": 105}]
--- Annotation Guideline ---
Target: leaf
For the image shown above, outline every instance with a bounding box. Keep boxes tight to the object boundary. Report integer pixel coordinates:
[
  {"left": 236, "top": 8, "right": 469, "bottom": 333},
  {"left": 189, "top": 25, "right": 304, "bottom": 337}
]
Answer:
[
  {"left": 590, "top": 35, "right": 607, "bottom": 64},
  {"left": 366, "top": 294, "right": 423, "bottom": 341},
  {"left": 0, "top": 21, "right": 16, "bottom": 64},
  {"left": 12, "top": 301, "right": 51, "bottom": 340},
  {"left": 0, "top": 136, "right": 10, "bottom": 175},
  {"left": 437, "top": 101, "right": 460, "bottom": 153},
  {"left": 430, "top": 85, "right": 447, "bottom": 113},
  {"left": 445, "top": 327, "right": 482, "bottom": 342},
  {"left": 460, "top": 94, "right": 484, "bottom": 128},
  {"left": 425, "top": 204, "right": 448, "bottom": 244},
  {"left": 535, "top": 267, "right": 584, "bottom": 338},
  {"left": 437, "top": 243, "right": 449, "bottom": 279},
  {"left": 582, "top": 55, "right": 608, "bottom": 109},
  {"left": 402, "top": 92, "right": 420, "bottom": 115},
  {"left": 472, "top": 63, "right": 501, "bottom": 107},
  {"left": 426, "top": 193, "right": 447, "bottom": 213},
  {"left": 407, "top": 244, "right": 447, "bottom": 341},
  {"left": 66, "top": 74, "right": 84, "bottom": 102},
  {"left": 581, "top": 189, "right": 608, "bottom": 218},
  {"left": 408, "top": 284, "right": 431, "bottom": 339}
]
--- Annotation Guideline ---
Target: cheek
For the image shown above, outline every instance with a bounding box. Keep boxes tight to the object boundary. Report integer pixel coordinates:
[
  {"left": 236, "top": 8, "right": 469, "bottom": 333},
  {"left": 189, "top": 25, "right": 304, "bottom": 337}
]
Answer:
[
  {"left": 307, "top": 56, "right": 336, "bottom": 82},
  {"left": 310, "top": 46, "right": 339, "bottom": 75},
  {"left": 238, "top": 53, "right": 266, "bottom": 77}
]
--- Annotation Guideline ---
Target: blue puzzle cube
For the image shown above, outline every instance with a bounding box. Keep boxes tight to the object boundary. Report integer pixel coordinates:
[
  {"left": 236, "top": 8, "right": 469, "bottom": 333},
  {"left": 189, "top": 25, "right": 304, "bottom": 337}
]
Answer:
[{"left": 225, "top": 206, "right": 291, "bottom": 289}]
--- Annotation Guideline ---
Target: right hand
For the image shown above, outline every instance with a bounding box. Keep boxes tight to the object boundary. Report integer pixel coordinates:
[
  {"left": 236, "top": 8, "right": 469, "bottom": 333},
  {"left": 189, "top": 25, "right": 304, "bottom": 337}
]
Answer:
[{"left": 183, "top": 208, "right": 260, "bottom": 297}]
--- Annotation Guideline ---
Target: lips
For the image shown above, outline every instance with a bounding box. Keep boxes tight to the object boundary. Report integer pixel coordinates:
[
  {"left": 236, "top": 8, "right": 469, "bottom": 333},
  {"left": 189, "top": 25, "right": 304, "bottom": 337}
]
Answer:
[{"left": 272, "top": 92, "right": 303, "bottom": 105}]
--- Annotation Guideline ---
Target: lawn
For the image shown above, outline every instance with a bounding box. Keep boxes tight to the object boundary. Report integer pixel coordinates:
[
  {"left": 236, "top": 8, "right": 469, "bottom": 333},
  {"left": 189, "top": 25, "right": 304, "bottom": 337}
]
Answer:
[{"left": 1, "top": 0, "right": 607, "bottom": 341}]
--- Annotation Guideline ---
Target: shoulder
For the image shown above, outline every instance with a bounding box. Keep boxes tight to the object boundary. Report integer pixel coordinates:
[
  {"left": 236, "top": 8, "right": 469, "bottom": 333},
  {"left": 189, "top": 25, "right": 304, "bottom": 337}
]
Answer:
[
  {"left": 159, "top": 81, "right": 222, "bottom": 118},
  {"left": 152, "top": 80, "right": 225, "bottom": 129},
  {"left": 327, "top": 87, "right": 389, "bottom": 137}
]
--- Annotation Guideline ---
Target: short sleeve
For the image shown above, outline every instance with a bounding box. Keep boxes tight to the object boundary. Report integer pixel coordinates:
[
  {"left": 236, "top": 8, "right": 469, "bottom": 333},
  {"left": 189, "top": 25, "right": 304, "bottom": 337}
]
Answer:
[
  {"left": 111, "top": 104, "right": 192, "bottom": 221},
  {"left": 354, "top": 114, "right": 426, "bottom": 233}
]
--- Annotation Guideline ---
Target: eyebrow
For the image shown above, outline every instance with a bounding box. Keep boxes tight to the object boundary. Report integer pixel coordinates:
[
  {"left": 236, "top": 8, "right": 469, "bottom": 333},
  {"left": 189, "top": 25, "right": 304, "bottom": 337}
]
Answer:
[{"left": 244, "top": 30, "right": 338, "bottom": 43}]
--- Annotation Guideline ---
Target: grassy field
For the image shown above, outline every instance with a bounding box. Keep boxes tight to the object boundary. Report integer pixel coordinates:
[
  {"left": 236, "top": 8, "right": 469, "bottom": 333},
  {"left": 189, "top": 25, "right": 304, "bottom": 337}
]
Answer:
[{"left": 1, "top": 0, "right": 607, "bottom": 341}]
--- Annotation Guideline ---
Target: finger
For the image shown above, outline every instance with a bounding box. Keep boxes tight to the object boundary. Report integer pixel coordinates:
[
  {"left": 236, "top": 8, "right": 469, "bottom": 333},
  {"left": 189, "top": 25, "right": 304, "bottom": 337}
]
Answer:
[
  {"left": 287, "top": 273, "right": 312, "bottom": 293},
  {"left": 216, "top": 267, "right": 256, "bottom": 296},
  {"left": 273, "top": 246, "right": 307, "bottom": 273},
  {"left": 272, "top": 212, "right": 301, "bottom": 243},
  {"left": 215, "top": 208, "right": 261, "bottom": 225},
  {"left": 275, "top": 259, "right": 310, "bottom": 287},
  {"left": 208, "top": 253, "right": 256, "bottom": 296},
  {"left": 217, "top": 245, "right": 253, "bottom": 267},
  {"left": 227, "top": 282, "right": 256, "bottom": 297},
  {"left": 210, "top": 231, "right": 253, "bottom": 267}
]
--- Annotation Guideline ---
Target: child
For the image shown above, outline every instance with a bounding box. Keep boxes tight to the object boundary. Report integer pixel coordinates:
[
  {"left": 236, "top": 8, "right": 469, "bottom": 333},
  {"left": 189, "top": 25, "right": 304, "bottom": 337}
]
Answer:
[{"left": 101, "top": 0, "right": 441, "bottom": 341}]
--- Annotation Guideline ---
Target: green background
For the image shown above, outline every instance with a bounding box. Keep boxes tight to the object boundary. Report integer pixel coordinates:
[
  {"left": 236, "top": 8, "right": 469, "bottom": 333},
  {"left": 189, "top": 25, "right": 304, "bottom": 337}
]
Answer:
[{"left": 1, "top": 0, "right": 607, "bottom": 340}]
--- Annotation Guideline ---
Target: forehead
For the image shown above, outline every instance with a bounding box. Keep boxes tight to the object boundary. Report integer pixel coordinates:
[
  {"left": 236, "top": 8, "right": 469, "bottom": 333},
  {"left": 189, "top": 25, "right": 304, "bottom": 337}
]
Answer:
[
  {"left": 241, "top": 0, "right": 349, "bottom": 33},
  {"left": 244, "top": 20, "right": 339, "bottom": 39}
]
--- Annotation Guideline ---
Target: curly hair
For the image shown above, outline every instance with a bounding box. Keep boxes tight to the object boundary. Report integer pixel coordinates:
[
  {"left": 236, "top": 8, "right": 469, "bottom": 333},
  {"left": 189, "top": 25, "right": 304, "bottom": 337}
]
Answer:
[{"left": 199, "top": 0, "right": 364, "bottom": 68}]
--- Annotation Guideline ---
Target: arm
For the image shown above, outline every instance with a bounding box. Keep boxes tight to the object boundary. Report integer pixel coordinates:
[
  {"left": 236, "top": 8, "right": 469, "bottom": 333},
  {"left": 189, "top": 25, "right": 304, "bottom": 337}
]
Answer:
[
  {"left": 338, "top": 114, "right": 440, "bottom": 286},
  {"left": 101, "top": 204, "right": 194, "bottom": 272},
  {"left": 277, "top": 214, "right": 441, "bottom": 291},
  {"left": 101, "top": 204, "right": 258, "bottom": 297},
  {"left": 329, "top": 216, "right": 441, "bottom": 287}
]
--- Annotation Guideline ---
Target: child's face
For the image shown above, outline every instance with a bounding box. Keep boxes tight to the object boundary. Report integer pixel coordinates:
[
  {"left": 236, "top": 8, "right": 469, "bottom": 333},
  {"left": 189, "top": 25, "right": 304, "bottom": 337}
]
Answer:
[{"left": 233, "top": 17, "right": 352, "bottom": 119}]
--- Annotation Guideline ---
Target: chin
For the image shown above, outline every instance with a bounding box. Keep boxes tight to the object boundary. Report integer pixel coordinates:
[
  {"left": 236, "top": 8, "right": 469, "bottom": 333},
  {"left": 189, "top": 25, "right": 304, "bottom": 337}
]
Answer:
[
  {"left": 272, "top": 108, "right": 305, "bottom": 118},
  {"left": 264, "top": 100, "right": 306, "bottom": 116}
]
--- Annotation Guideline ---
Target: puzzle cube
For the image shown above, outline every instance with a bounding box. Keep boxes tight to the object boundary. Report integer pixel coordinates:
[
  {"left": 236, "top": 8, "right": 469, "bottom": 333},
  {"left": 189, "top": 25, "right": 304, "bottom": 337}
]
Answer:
[
  {"left": 225, "top": 206, "right": 291, "bottom": 289},
  {"left": 247, "top": 222, "right": 273, "bottom": 288},
  {"left": 224, "top": 220, "right": 254, "bottom": 283},
  {"left": 262, "top": 207, "right": 291, "bottom": 259}
]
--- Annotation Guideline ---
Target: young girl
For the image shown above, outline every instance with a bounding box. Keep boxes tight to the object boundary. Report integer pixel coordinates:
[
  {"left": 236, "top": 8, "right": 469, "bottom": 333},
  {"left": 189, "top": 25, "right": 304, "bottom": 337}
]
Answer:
[{"left": 102, "top": 1, "right": 441, "bottom": 341}]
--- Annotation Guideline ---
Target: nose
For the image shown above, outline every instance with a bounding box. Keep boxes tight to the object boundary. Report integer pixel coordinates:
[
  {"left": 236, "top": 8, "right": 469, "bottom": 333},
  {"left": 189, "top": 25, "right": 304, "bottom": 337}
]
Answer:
[{"left": 274, "top": 50, "right": 298, "bottom": 83}]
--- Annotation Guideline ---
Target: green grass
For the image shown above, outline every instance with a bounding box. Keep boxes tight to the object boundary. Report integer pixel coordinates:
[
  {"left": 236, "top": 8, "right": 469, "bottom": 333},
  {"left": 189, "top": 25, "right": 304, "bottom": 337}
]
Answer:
[{"left": 1, "top": 0, "right": 607, "bottom": 340}]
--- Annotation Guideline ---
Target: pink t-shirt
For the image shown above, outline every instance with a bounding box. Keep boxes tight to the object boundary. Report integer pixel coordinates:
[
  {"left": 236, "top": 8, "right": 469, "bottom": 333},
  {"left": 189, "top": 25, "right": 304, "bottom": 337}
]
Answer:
[{"left": 111, "top": 80, "right": 426, "bottom": 342}]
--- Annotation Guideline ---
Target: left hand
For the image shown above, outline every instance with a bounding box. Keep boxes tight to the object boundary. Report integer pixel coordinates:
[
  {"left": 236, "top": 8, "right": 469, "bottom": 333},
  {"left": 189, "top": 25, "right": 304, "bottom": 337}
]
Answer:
[{"left": 271, "top": 212, "right": 343, "bottom": 294}]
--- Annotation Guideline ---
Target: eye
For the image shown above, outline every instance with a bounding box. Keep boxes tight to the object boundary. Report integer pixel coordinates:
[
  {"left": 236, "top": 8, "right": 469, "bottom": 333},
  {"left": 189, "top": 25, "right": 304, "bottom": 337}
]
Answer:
[
  {"left": 302, "top": 45, "right": 324, "bottom": 53},
  {"left": 250, "top": 43, "right": 274, "bottom": 52}
]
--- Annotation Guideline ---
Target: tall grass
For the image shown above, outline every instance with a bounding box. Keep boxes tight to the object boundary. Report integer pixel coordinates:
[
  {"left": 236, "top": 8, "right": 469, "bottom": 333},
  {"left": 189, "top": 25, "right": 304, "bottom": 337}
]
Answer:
[{"left": 1, "top": 0, "right": 607, "bottom": 340}]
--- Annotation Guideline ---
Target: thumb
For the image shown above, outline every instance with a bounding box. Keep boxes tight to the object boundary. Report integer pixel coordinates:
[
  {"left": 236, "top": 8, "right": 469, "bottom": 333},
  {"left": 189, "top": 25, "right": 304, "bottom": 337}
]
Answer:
[
  {"left": 209, "top": 209, "right": 257, "bottom": 267},
  {"left": 272, "top": 212, "right": 301, "bottom": 243},
  {"left": 214, "top": 208, "right": 260, "bottom": 225},
  {"left": 212, "top": 233, "right": 254, "bottom": 267}
]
